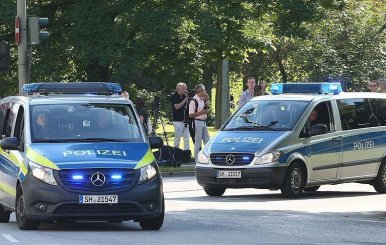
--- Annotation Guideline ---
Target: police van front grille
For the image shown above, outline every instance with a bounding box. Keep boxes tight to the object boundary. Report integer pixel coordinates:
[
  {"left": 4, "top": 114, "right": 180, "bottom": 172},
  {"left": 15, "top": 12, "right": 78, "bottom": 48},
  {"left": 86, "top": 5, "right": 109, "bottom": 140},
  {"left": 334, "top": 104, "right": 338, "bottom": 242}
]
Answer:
[
  {"left": 54, "top": 203, "right": 141, "bottom": 215},
  {"left": 58, "top": 168, "right": 136, "bottom": 192},
  {"left": 210, "top": 153, "right": 255, "bottom": 166}
]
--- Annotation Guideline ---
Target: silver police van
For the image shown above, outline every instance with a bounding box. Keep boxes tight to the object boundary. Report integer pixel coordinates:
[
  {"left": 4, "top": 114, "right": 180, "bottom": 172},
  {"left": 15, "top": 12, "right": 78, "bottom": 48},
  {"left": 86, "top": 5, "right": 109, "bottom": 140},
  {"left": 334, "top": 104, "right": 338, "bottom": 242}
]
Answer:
[{"left": 196, "top": 83, "right": 386, "bottom": 198}]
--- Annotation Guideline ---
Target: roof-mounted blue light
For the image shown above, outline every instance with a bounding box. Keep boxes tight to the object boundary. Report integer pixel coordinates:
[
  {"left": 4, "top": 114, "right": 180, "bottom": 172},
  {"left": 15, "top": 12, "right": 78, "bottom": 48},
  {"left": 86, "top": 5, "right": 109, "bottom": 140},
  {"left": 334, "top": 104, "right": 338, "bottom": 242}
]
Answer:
[
  {"left": 22, "top": 82, "right": 122, "bottom": 95},
  {"left": 271, "top": 83, "right": 342, "bottom": 95}
]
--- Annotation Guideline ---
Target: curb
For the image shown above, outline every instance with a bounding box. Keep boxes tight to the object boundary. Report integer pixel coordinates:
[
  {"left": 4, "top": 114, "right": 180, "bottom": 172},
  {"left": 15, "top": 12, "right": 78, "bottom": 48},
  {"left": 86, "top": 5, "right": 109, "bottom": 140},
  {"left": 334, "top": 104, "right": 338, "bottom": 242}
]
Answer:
[{"left": 161, "top": 171, "right": 195, "bottom": 177}]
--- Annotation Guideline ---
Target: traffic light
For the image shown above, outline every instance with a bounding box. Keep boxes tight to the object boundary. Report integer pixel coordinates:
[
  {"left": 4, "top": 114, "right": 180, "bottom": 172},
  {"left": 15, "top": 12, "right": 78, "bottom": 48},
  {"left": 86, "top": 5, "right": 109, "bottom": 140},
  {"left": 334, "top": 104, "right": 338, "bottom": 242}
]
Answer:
[
  {"left": 29, "top": 17, "right": 50, "bottom": 45},
  {"left": 0, "top": 41, "right": 10, "bottom": 73}
]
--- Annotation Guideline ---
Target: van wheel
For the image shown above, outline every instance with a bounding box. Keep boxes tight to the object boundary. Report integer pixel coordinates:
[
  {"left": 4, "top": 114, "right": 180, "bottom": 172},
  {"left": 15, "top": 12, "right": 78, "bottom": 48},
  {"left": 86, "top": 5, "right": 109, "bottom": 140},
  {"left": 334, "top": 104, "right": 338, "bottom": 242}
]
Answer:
[
  {"left": 373, "top": 161, "right": 386, "bottom": 193},
  {"left": 281, "top": 163, "right": 305, "bottom": 198},
  {"left": 15, "top": 186, "right": 40, "bottom": 230},
  {"left": 0, "top": 207, "right": 11, "bottom": 223},
  {"left": 304, "top": 186, "right": 320, "bottom": 192},
  {"left": 139, "top": 197, "right": 164, "bottom": 230},
  {"left": 204, "top": 187, "right": 226, "bottom": 197}
]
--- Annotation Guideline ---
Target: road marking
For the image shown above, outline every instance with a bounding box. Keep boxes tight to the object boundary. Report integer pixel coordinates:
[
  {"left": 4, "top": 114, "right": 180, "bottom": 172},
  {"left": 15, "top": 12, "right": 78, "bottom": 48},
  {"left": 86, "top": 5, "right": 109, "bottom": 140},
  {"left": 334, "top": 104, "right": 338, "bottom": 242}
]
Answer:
[{"left": 2, "top": 234, "right": 19, "bottom": 243}]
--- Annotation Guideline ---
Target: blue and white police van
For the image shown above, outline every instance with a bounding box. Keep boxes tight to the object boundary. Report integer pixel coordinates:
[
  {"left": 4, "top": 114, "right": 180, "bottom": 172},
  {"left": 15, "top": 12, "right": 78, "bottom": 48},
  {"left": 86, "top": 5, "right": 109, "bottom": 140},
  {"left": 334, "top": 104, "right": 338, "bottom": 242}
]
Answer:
[
  {"left": 196, "top": 83, "right": 386, "bottom": 198},
  {"left": 0, "top": 82, "right": 164, "bottom": 230}
]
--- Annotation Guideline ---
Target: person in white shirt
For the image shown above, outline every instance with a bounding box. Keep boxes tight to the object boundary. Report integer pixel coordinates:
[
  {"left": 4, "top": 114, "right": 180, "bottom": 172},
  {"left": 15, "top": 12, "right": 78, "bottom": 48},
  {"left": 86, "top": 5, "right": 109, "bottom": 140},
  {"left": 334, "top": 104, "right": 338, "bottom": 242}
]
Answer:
[{"left": 189, "top": 84, "right": 210, "bottom": 160}]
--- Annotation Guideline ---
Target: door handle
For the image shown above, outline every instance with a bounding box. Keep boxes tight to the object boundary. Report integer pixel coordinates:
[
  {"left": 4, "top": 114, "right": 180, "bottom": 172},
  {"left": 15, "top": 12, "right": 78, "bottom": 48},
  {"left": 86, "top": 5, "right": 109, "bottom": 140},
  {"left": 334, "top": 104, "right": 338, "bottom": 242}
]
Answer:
[{"left": 332, "top": 136, "right": 342, "bottom": 142}]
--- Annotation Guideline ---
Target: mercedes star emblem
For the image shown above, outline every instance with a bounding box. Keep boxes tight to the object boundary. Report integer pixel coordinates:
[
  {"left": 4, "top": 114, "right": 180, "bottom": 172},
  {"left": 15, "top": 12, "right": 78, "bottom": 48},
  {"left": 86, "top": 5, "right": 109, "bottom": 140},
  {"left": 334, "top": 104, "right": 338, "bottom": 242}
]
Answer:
[
  {"left": 91, "top": 172, "right": 106, "bottom": 186},
  {"left": 225, "top": 154, "right": 236, "bottom": 165}
]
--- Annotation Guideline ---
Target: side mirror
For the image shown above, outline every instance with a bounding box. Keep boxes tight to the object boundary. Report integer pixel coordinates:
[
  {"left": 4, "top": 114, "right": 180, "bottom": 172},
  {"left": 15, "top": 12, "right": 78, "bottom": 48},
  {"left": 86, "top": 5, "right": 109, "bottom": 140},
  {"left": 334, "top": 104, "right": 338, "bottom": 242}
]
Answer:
[
  {"left": 149, "top": 136, "right": 163, "bottom": 149},
  {"left": 1, "top": 137, "right": 19, "bottom": 150},
  {"left": 308, "top": 124, "right": 327, "bottom": 137}
]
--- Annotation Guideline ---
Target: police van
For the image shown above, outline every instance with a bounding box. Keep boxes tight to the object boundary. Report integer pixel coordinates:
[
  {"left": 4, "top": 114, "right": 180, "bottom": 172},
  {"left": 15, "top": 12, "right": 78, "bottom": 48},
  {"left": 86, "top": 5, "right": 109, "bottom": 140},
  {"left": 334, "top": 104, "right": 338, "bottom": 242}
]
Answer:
[
  {"left": 196, "top": 83, "right": 386, "bottom": 198},
  {"left": 0, "top": 82, "right": 164, "bottom": 230}
]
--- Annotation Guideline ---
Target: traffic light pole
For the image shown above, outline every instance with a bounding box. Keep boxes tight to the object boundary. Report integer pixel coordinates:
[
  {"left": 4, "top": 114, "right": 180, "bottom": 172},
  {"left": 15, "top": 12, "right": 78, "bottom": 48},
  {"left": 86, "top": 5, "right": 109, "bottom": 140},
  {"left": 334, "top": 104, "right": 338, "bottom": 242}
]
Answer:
[{"left": 17, "top": 0, "right": 28, "bottom": 94}]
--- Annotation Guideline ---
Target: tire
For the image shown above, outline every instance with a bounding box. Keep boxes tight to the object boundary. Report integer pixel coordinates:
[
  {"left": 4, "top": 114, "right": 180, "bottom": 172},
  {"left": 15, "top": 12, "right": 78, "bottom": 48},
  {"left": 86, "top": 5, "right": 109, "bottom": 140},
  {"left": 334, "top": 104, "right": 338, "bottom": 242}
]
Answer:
[
  {"left": 139, "top": 197, "right": 164, "bottom": 230},
  {"left": 15, "top": 186, "right": 40, "bottom": 230},
  {"left": 304, "top": 186, "right": 320, "bottom": 192},
  {"left": 281, "top": 162, "right": 306, "bottom": 198},
  {"left": 0, "top": 208, "right": 11, "bottom": 223},
  {"left": 373, "top": 161, "right": 386, "bottom": 193},
  {"left": 204, "top": 187, "right": 226, "bottom": 197}
]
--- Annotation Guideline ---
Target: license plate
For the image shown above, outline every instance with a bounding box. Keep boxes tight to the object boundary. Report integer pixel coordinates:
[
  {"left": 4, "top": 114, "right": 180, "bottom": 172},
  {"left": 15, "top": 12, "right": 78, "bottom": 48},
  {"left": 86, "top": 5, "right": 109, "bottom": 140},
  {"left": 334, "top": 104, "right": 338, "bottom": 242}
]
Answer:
[
  {"left": 79, "top": 195, "right": 118, "bottom": 204},
  {"left": 217, "top": 170, "right": 241, "bottom": 179}
]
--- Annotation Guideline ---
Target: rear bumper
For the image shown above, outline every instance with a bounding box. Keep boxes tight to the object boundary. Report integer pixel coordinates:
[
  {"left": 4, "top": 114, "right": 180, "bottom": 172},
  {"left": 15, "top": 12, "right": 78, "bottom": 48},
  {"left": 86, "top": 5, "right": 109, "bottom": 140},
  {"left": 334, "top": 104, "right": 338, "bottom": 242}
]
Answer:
[
  {"left": 195, "top": 166, "right": 287, "bottom": 189},
  {"left": 21, "top": 173, "right": 163, "bottom": 222}
]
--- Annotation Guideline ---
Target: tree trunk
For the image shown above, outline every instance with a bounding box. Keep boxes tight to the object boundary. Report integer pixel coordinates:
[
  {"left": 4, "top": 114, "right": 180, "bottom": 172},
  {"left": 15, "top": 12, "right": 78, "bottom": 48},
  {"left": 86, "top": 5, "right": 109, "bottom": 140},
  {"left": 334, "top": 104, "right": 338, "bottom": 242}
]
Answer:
[
  {"left": 202, "top": 62, "right": 216, "bottom": 101},
  {"left": 277, "top": 58, "right": 288, "bottom": 83},
  {"left": 215, "top": 54, "right": 223, "bottom": 129},
  {"left": 86, "top": 59, "right": 112, "bottom": 81}
]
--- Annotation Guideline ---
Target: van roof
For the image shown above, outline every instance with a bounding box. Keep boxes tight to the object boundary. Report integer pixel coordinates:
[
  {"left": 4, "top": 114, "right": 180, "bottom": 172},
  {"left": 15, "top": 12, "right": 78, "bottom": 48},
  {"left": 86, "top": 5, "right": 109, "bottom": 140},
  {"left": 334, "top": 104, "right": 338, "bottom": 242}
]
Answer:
[
  {"left": 250, "top": 92, "right": 386, "bottom": 103},
  {"left": 1, "top": 94, "right": 132, "bottom": 105}
]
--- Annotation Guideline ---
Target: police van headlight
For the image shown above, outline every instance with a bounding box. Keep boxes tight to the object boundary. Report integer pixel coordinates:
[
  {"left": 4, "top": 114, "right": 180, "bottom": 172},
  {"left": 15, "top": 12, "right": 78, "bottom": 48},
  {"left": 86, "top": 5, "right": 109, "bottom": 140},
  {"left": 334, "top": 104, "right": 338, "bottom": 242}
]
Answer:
[
  {"left": 138, "top": 164, "right": 157, "bottom": 184},
  {"left": 254, "top": 152, "right": 281, "bottom": 165},
  {"left": 197, "top": 151, "right": 209, "bottom": 164},
  {"left": 29, "top": 161, "right": 57, "bottom": 185}
]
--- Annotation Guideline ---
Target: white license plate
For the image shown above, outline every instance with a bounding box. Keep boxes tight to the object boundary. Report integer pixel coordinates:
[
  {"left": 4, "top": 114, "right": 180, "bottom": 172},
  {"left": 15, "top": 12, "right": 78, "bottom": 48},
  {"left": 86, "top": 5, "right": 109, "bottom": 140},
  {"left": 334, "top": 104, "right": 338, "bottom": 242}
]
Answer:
[
  {"left": 79, "top": 195, "right": 118, "bottom": 204},
  {"left": 217, "top": 170, "right": 242, "bottom": 179}
]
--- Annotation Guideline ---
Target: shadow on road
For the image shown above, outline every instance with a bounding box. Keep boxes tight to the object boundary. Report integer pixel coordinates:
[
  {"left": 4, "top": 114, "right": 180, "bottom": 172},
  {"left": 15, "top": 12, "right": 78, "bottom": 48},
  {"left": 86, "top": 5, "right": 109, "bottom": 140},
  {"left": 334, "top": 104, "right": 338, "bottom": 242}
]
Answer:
[
  {"left": 37, "top": 220, "right": 141, "bottom": 231},
  {"left": 166, "top": 190, "right": 379, "bottom": 202}
]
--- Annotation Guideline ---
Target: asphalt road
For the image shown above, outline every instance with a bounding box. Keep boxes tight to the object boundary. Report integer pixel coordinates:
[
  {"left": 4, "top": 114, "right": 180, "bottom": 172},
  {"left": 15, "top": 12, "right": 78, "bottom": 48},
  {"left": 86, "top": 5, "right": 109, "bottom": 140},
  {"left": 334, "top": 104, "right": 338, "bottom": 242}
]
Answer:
[{"left": 0, "top": 176, "right": 386, "bottom": 244}]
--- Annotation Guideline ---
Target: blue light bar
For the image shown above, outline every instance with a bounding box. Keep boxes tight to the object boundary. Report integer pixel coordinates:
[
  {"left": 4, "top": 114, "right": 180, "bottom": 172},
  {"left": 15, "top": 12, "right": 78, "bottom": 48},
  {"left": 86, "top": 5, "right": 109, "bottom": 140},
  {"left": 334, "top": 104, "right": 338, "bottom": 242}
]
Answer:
[
  {"left": 271, "top": 83, "right": 342, "bottom": 95},
  {"left": 72, "top": 175, "right": 84, "bottom": 180},
  {"left": 111, "top": 175, "right": 122, "bottom": 180},
  {"left": 242, "top": 156, "right": 250, "bottom": 160},
  {"left": 22, "top": 82, "right": 122, "bottom": 95}
]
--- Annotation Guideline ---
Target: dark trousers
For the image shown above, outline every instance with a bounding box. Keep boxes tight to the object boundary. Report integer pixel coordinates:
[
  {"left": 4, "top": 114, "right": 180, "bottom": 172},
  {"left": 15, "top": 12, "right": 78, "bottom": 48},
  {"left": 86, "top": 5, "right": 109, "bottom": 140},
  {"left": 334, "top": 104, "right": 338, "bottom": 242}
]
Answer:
[{"left": 188, "top": 120, "right": 195, "bottom": 143}]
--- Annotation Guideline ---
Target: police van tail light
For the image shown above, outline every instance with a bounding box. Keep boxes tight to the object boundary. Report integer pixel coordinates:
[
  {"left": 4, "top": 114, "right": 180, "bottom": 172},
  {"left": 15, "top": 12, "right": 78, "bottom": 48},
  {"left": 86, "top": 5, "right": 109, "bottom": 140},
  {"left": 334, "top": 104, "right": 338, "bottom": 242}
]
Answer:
[
  {"left": 197, "top": 151, "right": 209, "bottom": 164},
  {"left": 138, "top": 164, "right": 157, "bottom": 184},
  {"left": 254, "top": 152, "right": 281, "bottom": 165},
  {"left": 29, "top": 161, "right": 57, "bottom": 185}
]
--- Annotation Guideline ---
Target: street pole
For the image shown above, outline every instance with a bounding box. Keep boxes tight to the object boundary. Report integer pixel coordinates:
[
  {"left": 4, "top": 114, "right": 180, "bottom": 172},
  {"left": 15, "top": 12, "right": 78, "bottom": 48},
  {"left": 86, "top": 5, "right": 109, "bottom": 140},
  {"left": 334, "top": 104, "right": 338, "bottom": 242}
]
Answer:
[
  {"left": 221, "top": 58, "right": 230, "bottom": 125},
  {"left": 17, "top": 0, "right": 28, "bottom": 94}
]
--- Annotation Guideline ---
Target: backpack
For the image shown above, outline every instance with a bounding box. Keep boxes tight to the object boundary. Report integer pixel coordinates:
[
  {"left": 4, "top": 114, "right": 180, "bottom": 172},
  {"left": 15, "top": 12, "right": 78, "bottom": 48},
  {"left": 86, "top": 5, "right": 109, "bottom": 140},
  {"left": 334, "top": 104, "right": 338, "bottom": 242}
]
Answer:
[{"left": 184, "top": 98, "right": 198, "bottom": 123}]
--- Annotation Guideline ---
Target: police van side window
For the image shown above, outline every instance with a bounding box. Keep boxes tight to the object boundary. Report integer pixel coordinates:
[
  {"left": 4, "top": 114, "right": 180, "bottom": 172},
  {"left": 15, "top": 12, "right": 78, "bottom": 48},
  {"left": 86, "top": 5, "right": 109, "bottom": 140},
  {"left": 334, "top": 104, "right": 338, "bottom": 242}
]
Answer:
[
  {"left": 337, "top": 99, "right": 372, "bottom": 130},
  {"left": 300, "top": 101, "right": 334, "bottom": 138},
  {"left": 369, "top": 99, "right": 386, "bottom": 126},
  {"left": 0, "top": 104, "right": 8, "bottom": 138},
  {"left": 14, "top": 105, "right": 24, "bottom": 149},
  {"left": 3, "top": 104, "right": 18, "bottom": 138}
]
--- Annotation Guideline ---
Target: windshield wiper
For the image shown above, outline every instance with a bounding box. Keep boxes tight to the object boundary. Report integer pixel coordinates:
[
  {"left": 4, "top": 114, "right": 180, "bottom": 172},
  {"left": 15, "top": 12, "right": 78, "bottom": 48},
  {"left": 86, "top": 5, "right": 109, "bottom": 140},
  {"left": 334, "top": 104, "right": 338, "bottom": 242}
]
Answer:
[
  {"left": 33, "top": 138, "right": 126, "bottom": 143},
  {"left": 71, "top": 138, "right": 127, "bottom": 142},
  {"left": 224, "top": 125, "right": 279, "bottom": 131},
  {"left": 33, "top": 139, "right": 70, "bottom": 143}
]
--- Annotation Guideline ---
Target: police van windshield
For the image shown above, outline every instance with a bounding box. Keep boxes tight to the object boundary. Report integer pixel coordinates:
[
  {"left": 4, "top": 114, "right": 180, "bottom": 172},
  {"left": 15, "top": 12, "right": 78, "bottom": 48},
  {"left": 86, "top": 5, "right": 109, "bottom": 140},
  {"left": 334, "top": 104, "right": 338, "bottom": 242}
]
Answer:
[
  {"left": 30, "top": 103, "right": 143, "bottom": 142},
  {"left": 223, "top": 100, "right": 309, "bottom": 131}
]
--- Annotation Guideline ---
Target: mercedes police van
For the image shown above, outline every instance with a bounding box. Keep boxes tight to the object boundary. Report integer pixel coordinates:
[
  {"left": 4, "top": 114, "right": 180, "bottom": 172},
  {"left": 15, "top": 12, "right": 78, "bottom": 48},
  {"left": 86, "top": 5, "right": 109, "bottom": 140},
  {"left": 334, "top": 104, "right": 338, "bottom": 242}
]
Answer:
[
  {"left": 196, "top": 83, "right": 386, "bottom": 198},
  {"left": 0, "top": 82, "right": 164, "bottom": 230}
]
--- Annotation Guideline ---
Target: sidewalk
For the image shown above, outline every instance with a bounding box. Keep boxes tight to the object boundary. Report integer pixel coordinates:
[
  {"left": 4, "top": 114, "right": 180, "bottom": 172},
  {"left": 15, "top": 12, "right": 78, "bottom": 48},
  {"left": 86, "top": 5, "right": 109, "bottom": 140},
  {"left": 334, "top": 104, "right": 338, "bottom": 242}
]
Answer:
[{"left": 160, "top": 163, "right": 195, "bottom": 177}]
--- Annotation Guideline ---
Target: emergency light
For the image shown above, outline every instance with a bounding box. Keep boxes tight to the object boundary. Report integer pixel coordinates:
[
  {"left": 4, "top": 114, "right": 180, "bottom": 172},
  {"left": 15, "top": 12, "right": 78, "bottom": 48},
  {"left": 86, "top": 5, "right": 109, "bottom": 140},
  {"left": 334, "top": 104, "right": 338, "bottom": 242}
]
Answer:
[
  {"left": 22, "top": 82, "right": 122, "bottom": 95},
  {"left": 271, "top": 83, "right": 342, "bottom": 95}
]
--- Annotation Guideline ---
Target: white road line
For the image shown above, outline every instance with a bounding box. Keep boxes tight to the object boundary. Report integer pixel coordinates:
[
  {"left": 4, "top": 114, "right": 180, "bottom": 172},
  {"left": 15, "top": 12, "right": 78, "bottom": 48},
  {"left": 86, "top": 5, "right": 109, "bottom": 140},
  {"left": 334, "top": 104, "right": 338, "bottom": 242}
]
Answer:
[{"left": 2, "top": 234, "right": 19, "bottom": 243}]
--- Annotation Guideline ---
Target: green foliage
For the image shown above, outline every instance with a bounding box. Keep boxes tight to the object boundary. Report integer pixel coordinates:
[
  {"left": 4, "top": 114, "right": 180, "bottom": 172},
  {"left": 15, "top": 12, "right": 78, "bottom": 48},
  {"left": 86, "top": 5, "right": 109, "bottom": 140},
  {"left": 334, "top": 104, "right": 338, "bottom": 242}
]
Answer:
[{"left": 0, "top": 0, "right": 385, "bottom": 99}]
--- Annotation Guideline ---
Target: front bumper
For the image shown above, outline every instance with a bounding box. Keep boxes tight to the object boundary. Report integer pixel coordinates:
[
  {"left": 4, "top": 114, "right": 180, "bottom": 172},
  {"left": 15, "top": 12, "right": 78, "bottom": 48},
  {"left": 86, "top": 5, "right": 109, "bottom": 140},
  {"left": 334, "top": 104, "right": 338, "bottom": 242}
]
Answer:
[
  {"left": 21, "top": 172, "right": 163, "bottom": 222},
  {"left": 195, "top": 166, "right": 287, "bottom": 189}
]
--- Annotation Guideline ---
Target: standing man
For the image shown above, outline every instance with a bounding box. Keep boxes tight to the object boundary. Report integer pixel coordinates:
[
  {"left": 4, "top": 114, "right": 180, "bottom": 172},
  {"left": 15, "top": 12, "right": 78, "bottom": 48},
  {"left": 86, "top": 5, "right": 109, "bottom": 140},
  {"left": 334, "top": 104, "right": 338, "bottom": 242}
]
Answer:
[
  {"left": 369, "top": 80, "right": 379, "bottom": 92},
  {"left": 238, "top": 77, "right": 256, "bottom": 108},
  {"left": 189, "top": 84, "right": 210, "bottom": 160},
  {"left": 378, "top": 78, "right": 386, "bottom": 93},
  {"left": 170, "top": 83, "right": 190, "bottom": 152}
]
